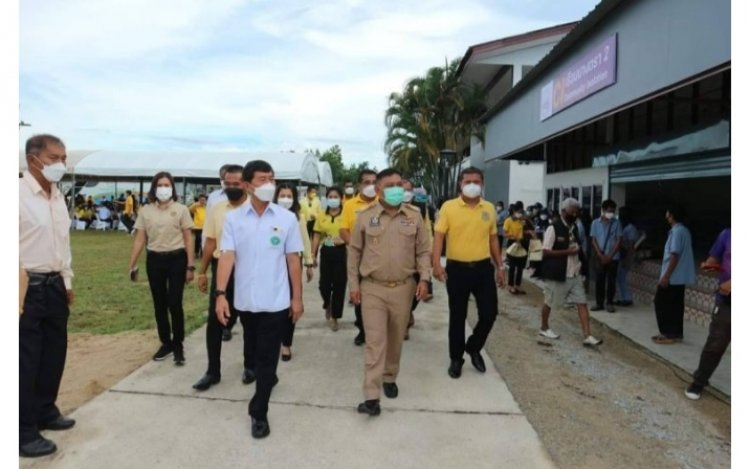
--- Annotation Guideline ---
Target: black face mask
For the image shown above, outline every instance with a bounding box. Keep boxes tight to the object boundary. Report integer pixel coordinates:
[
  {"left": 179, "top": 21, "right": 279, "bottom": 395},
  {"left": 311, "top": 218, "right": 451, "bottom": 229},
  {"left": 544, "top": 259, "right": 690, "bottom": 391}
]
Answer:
[{"left": 225, "top": 187, "right": 244, "bottom": 202}]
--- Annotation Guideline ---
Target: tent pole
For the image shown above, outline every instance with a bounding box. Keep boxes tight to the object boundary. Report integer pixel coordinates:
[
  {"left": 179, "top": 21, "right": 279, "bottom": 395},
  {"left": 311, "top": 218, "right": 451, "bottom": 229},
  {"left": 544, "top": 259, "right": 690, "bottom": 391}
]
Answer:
[{"left": 139, "top": 179, "right": 144, "bottom": 205}]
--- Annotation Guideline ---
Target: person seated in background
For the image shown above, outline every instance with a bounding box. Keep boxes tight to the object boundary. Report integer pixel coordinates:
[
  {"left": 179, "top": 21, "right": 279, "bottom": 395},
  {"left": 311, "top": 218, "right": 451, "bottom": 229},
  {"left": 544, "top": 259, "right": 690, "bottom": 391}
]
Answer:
[
  {"left": 96, "top": 204, "right": 112, "bottom": 229},
  {"left": 76, "top": 203, "right": 95, "bottom": 228}
]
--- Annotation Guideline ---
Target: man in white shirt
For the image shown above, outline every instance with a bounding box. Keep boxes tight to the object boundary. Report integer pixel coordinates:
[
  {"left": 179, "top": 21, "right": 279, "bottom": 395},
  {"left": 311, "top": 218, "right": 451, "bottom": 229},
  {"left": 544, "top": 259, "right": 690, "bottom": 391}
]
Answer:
[
  {"left": 19, "top": 134, "right": 77, "bottom": 458},
  {"left": 205, "top": 164, "right": 232, "bottom": 212},
  {"left": 215, "top": 160, "right": 304, "bottom": 440}
]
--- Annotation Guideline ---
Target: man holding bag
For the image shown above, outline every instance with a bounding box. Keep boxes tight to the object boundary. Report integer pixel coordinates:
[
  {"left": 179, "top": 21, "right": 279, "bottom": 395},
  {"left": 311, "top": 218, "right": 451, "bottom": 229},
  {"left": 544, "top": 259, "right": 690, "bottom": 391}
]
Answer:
[{"left": 590, "top": 200, "right": 623, "bottom": 313}]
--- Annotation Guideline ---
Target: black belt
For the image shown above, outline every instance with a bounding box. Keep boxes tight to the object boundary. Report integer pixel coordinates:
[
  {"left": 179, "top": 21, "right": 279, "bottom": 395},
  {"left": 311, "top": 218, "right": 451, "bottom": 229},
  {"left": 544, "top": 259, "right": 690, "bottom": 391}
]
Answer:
[
  {"left": 446, "top": 258, "right": 491, "bottom": 268},
  {"left": 26, "top": 271, "right": 62, "bottom": 286},
  {"left": 147, "top": 249, "right": 186, "bottom": 256}
]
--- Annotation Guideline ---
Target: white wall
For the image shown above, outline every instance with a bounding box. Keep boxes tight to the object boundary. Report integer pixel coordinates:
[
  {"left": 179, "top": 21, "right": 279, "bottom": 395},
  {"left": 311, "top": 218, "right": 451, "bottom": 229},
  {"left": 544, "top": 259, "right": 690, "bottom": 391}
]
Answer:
[
  {"left": 469, "top": 136, "right": 485, "bottom": 169},
  {"left": 508, "top": 161, "right": 545, "bottom": 206}
]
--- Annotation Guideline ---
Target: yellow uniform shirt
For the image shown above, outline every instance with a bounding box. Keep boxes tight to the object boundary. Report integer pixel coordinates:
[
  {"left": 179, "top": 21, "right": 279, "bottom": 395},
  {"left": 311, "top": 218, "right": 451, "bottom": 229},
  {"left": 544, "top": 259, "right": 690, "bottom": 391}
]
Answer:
[
  {"left": 203, "top": 199, "right": 249, "bottom": 258},
  {"left": 434, "top": 197, "right": 497, "bottom": 262},
  {"left": 134, "top": 201, "right": 193, "bottom": 252},
  {"left": 190, "top": 204, "right": 206, "bottom": 230},
  {"left": 313, "top": 210, "right": 344, "bottom": 240},
  {"left": 343, "top": 194, "right": 355, "bottom": 204},
  {"left": 340, "top": 194, "right": 377, "bottom": 232},
  {"left": 503, "top": 217, "right": 524, "bottom": 241},
  {"left": 297, "top": 215, "right": 314, "bottom": 265},
  {"left": 302, "top": 196, "right": 322, "bottom": 222},
  {"left": 124, "top": 195, "right": 134, "bottom": 216}
]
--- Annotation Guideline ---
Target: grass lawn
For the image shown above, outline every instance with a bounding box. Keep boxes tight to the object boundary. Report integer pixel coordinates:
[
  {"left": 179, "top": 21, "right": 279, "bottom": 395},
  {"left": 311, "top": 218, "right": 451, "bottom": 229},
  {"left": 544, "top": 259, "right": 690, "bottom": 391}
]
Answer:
[{"left": 68, "top": 231, "right": 209, "bottom": 335}]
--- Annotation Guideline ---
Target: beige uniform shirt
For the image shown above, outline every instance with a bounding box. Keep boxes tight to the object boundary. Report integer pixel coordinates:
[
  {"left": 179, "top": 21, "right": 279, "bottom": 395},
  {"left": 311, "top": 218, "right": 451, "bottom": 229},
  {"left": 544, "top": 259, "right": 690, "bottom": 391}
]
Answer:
[
  {"left": 134, "top": 201, "right": 193, "bottom": 252},
  {"left": 203, "top": 198, "right": 250, "bottom": 258},
  {"left": 19, "top": 171, "right": 74, "bottom": 289},
  {"left": 347, "top": 202, "right": 431, "bottom": 291}
]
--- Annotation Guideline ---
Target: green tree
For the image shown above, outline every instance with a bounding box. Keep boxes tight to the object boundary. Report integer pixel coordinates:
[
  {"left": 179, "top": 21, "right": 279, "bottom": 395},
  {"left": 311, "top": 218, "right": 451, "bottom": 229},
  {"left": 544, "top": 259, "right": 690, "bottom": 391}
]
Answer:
[
  {"left": 384, "top": 58, "right": 487, "bottom": 197},
  {"left": 308, "top": 145, "right": 377, "bottom": 187}
]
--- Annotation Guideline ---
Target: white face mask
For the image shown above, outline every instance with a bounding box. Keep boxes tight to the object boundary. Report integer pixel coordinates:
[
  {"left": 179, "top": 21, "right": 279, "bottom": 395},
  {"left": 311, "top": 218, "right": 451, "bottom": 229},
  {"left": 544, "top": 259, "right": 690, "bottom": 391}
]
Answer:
[
  {"left": 362, "top": 184, "right": 377, "bottom": 198},
  {"left": 540, "top": 214, "right": 548, "bottom": 220},
  {"left": 403, "top": 191, "right": 414, "bottom": 203},
  {"left": 156, "top": 186, "right": 173, "bottom": 202},
  {"left": 278, "top": 197, "right": 294, "bottom": 209},
  {"left": 604, "top": 212, "right": 615, "bottom": 220},
  {"left": 254, "top": 182, "right": 276, "bottom": 202},
  {"left": 462, "top": 183, "right": 482, "bottom": 199},
  {"left": 34, "top": 156, "right": 67, "bottom": 183},
  {"left": 344, "top": 187, "right": 355, "bottom": 195}
]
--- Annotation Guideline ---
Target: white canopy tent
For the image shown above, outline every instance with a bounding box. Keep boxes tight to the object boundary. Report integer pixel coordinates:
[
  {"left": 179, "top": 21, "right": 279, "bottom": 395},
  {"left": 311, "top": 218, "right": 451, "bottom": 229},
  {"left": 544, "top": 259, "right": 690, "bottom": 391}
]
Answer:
[{"left": 19, "top": 150, "right": 328, "bottom": 183}]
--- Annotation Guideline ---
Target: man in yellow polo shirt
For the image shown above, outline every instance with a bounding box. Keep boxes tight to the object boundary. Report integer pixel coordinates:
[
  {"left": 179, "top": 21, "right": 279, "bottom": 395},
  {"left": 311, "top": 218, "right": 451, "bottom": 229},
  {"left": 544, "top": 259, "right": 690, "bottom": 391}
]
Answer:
[
  {"left": 343, "top": 181, "right": 356, "bottom": 203},
  {"left": 340, "top": 169, "right": 378, "bottom": 345},
  {"left": 433, "top": 167, "right": 505, "bottom": 379}
]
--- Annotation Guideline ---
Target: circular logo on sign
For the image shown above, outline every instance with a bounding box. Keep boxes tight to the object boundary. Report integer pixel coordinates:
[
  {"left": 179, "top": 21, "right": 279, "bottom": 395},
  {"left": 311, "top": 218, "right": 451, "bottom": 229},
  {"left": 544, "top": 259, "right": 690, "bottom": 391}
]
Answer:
[{"left": 271, "top": 236, "right": 281, "bottom": 246}]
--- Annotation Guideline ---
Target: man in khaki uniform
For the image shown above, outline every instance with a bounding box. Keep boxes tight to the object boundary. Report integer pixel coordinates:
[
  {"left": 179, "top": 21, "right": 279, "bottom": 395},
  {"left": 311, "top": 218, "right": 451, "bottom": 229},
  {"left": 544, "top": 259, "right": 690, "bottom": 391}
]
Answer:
[{"left": 347, "top": 168, "right": 431, "bottom": 416}]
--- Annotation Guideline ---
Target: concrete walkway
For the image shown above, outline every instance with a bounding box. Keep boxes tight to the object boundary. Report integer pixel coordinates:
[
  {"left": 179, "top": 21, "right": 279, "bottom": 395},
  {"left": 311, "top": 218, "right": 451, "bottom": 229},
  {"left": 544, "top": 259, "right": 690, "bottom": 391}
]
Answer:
[
  {"left": 22, "top": 273, "right": 555, "bottom": 469},
  {"left": 526, "top": 275, "right": 731, "bottom": 399}
]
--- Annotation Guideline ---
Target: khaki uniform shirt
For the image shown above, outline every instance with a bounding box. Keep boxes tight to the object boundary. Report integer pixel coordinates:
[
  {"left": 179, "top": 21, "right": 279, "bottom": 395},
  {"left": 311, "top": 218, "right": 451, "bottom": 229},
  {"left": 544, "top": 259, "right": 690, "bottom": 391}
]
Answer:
[
  {"left": 347, "top": 202, "right": 431, "bottom": 291},
  {"left": 134, "top": 201, "right": 193, "bottom": 252},
  {"left": 203, "top": 198, "right": 249, "bottom": 259}
]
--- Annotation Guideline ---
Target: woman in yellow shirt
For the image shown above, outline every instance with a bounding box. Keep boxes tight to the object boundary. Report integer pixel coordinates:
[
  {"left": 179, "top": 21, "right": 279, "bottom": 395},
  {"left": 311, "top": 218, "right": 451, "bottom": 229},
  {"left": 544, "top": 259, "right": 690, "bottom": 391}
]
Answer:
[
  {"left": 311, "top": 187, "right": 346, "bottom": 331},
  {"left": 503, "top": 203, "right": 533, "bottom": 295},
  {"left": 274, "top": 183, "right": 314, "bottom": 361}
]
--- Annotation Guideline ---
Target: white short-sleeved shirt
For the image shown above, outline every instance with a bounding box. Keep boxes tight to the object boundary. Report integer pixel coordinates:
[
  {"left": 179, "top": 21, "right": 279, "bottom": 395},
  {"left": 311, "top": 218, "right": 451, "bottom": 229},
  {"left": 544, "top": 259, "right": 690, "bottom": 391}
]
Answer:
[{"left": 221, "top": 202, "right": 304, "bottom": 312}]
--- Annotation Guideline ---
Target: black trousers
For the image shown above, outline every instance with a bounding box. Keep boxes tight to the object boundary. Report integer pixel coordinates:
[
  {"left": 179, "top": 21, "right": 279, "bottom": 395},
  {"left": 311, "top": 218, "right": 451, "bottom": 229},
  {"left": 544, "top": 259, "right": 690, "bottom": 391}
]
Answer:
[
  {"left": 595, "top": 260, "right": 619, "bottom": 306},
  {"left": 319, "top": 245, "right": 347, "bottom": 319},
  {"left": 146, "top": 250, "right": 187, "bottom": 349},
  {"left": 19, "top": 275, "right": 69, "bottom": 444},
  {"left": 654, "top": 284, "right": 686, "bottom": 338},
  {"left": 241, "top": 311, "right": 287, "bottom": 421},
  {"left": 693, "top": 301, "right": 731, "bottom": 387},
  {"left": 193, "top": 229, "right": 202, "bottom": 258},
  {"left": 205, "top": 260, "right": 241, "bottom": 378},
  {"left": 121, "top": 213, "right": 135, "bottom": 233},
  {"left": 446, "top": 260, "right": 498, "bottom": 361},
  {"left": 507, "top": 255, "right": 527, "bottom": 287},
  {"left": 307, "top": 220, "right": 315, "bottom": 239}
]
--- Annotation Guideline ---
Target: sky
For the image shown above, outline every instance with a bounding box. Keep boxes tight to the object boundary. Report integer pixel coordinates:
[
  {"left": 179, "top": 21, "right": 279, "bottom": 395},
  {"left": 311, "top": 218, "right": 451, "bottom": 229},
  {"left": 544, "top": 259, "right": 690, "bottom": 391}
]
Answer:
[{"left": 19, "top": 0, "right": 599, "bottom": 169}]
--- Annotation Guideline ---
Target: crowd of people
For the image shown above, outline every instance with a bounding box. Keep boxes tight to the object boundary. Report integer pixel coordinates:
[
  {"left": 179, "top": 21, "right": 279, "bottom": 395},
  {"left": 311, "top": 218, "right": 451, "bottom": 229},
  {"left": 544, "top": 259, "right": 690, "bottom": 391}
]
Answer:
[{"left": 19, "top": 133, "right": 730, "bottom": 457}]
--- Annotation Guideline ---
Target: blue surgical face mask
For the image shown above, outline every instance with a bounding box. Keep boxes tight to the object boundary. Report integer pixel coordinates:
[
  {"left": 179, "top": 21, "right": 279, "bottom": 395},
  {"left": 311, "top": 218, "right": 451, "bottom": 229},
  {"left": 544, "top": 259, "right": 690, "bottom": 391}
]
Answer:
[
  {"left": 383, "top": 186, "right": 405, "bottom": 206},
  {"left": 327, "top": 198, "right": 341, "bottom": 209},
  {"left": 414, "top": 193, "right": 429, "bottom": 204}
]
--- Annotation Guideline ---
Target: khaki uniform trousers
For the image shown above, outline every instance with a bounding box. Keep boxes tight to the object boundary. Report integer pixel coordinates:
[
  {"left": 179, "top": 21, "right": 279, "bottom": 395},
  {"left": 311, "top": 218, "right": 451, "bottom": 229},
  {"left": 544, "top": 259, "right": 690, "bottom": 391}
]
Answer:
[{"left": 361, "top": 277, "right": 417, "bottom": 400}]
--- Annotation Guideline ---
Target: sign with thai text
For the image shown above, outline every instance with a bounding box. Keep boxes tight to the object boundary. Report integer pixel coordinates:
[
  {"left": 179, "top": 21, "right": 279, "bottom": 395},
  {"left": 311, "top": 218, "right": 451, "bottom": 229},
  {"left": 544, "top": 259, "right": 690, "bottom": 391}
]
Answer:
[{"left": 540, "top": 34, "right": 617, "bottom": 121}]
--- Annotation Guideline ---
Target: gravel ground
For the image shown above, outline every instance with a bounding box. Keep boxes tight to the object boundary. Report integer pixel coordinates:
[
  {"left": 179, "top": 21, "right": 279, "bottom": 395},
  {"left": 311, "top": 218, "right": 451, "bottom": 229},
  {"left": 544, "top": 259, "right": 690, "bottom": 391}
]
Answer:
[{"left": 466, "top": 282, "right": 730, "bottom": 469}]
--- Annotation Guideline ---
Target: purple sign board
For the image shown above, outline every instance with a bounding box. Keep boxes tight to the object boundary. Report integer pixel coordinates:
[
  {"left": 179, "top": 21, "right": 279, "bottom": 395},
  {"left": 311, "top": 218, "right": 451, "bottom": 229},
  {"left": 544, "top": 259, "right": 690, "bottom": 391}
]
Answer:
[{"left": 540, "top": 34, "right": 618, "bottom": 121}]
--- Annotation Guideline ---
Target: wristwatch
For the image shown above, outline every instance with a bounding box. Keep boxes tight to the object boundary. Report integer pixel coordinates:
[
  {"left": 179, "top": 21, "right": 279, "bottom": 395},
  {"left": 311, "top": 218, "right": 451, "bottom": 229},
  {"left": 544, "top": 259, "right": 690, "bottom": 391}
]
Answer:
[
  {"left": 214, "top": 290, "right": 226, "bottom": 298},
  {"left": 187, "top": 266, "right": 196, "bottom": 272}
]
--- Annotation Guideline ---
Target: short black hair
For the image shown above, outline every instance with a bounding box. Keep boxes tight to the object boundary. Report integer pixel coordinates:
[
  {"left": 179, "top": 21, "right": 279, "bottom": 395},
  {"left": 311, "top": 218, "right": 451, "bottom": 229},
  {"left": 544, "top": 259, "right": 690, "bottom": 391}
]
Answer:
[
  {"left": 219, "top": 164, "right": 233, "bottom": 178},
  {"left": 242, "top": 160, "right": 274, "bottom": 182},
  {"left": 198, "top": 194, "right": 207, "bottom": 200},
  {"left": 376, "top": 168, "right": 401, "bottom": 181},
  {"left": 344, "top": 180, "right": 354, "bottom": 186},
  {"left": 26, "top": 134, "right": 65, "bottom": 155},
  {"left": 667, "top": 204, "right": 686, "bottom": 222},
  {"left": 148, "top": 171, "right": 178, "bottom": 203},
  {"left": 459, "top": 166, "right": 484, "bottom": 183},
  {"left": 602, "top": 199, "right": 617, "bottom": 210},
  {"left": 497, "top": 201, "right": 504, "bottom": 206},
  {"left": 224, "top": 164, "right": 243, "bottom": 175},
  {"left": 358, "top": 169, "right": 377, "bottom": 183}
]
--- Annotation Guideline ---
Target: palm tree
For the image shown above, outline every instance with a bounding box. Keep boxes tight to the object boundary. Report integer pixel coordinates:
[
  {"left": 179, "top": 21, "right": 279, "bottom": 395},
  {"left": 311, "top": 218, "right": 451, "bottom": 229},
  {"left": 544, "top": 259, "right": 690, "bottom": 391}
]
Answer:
[{"left": 384, "top": 59, "right": 487, "bottom": 198}]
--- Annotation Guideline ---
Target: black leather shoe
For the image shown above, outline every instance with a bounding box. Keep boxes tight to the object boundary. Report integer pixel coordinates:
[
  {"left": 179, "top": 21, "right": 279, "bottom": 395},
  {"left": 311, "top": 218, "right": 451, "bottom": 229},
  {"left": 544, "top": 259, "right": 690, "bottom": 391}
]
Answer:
[
  {"left": 192, "top": 374, "right": 220, "bottom": 391},
  {"left": 354, "top": 332, "right": 365, "bottom": 346},
  {"left": 357, "top": 399, "right": 381, "bottom": 416},
  {"left": 222, "top": 329, "right": 232, "bottom": 341},
  {"left": 20, "top": 437, "right": 57, "bottom": 458},
  {"left": 242, "top": 369, "right": 257, "bottom": 385},
  {"left": 251, "top": 417, "right": 270, "bottom": 439},
  {"left": 38, "top": 415, "right": 76, "bottom": 431},
  {"left": 448, "top": 359, "right": 464, "bottom": 379},
  {"left": 468, "top": 351, "right": 486, "bottom": 373},
  {"left": 383, "top": 382, "right": 399, "bottom": 399}
]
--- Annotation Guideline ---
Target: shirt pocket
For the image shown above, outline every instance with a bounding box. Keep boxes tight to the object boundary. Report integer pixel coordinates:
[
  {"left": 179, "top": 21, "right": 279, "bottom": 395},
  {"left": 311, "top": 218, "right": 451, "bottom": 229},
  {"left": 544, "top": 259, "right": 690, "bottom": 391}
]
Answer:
[
  {"left": 398, "top": 223, "right": 417, "bottom": 239},
  {"left": 365, "top": 225, "right": 384, "bottom": 245}
]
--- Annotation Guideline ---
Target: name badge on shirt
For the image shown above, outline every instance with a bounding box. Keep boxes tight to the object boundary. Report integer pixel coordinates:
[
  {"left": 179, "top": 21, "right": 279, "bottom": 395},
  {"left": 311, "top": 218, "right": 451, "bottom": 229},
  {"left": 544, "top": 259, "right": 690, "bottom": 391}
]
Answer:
[
  {"left": 271, "top": 226, "right": 283, "bottom": 246},
  {"left": 400, "top": 219, "right": 415, "bottom": 226},
  {"left": 481, "top": 211, "right": 490, "bottom": 222}
]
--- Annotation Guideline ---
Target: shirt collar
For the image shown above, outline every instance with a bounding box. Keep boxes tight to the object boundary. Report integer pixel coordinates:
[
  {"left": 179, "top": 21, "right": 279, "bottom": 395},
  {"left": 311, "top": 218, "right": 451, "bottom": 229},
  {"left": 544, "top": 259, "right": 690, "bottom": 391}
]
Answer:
[
  {"left": 23, "top": 170, "right": 61, "bottom": 199},
  {"left": 374, "top": 201, "right": 410, "bottom": 217},
  {"left": 458, "top": 196, "right": 483, "bottom": 207},
  {"left": 246, "top": 200, "right": 277, "bottom": 217}
]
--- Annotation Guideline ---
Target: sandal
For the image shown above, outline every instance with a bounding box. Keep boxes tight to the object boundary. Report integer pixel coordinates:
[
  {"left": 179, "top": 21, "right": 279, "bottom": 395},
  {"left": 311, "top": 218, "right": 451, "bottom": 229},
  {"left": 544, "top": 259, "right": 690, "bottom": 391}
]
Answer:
[{"left": 651, "top": 335, "right": 677, "bottom": 345}]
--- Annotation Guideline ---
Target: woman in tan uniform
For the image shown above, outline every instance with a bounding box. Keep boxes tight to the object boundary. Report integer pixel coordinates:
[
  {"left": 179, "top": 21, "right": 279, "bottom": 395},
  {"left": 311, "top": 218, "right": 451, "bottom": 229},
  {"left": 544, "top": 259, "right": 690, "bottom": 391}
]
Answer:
[
  {"left": 128, "top": 171, "right": 195, "bottom": 366},
  {"left": 274, "top": 183, "right": 314, "bottom": 361}
]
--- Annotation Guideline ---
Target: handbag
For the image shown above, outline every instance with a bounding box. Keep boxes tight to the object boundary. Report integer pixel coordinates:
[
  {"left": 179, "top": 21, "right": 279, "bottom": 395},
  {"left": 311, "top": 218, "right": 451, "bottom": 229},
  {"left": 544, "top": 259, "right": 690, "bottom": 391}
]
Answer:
[
  {"left": 506, "top": 242, "right": 527, "bottom": 258},
  {"left": 528, "top": 239, "right": 543, "bottom": 262}
]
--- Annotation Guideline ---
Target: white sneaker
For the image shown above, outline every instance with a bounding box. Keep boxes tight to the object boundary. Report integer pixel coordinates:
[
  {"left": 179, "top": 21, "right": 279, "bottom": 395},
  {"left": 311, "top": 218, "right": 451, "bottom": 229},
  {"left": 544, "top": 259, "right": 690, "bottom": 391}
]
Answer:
[
  {"left": 583, "top": 335, "right": 603, "bottom": 346},
  {"left": 538, "top": 329, "right": 560, "bottom": 339}
]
